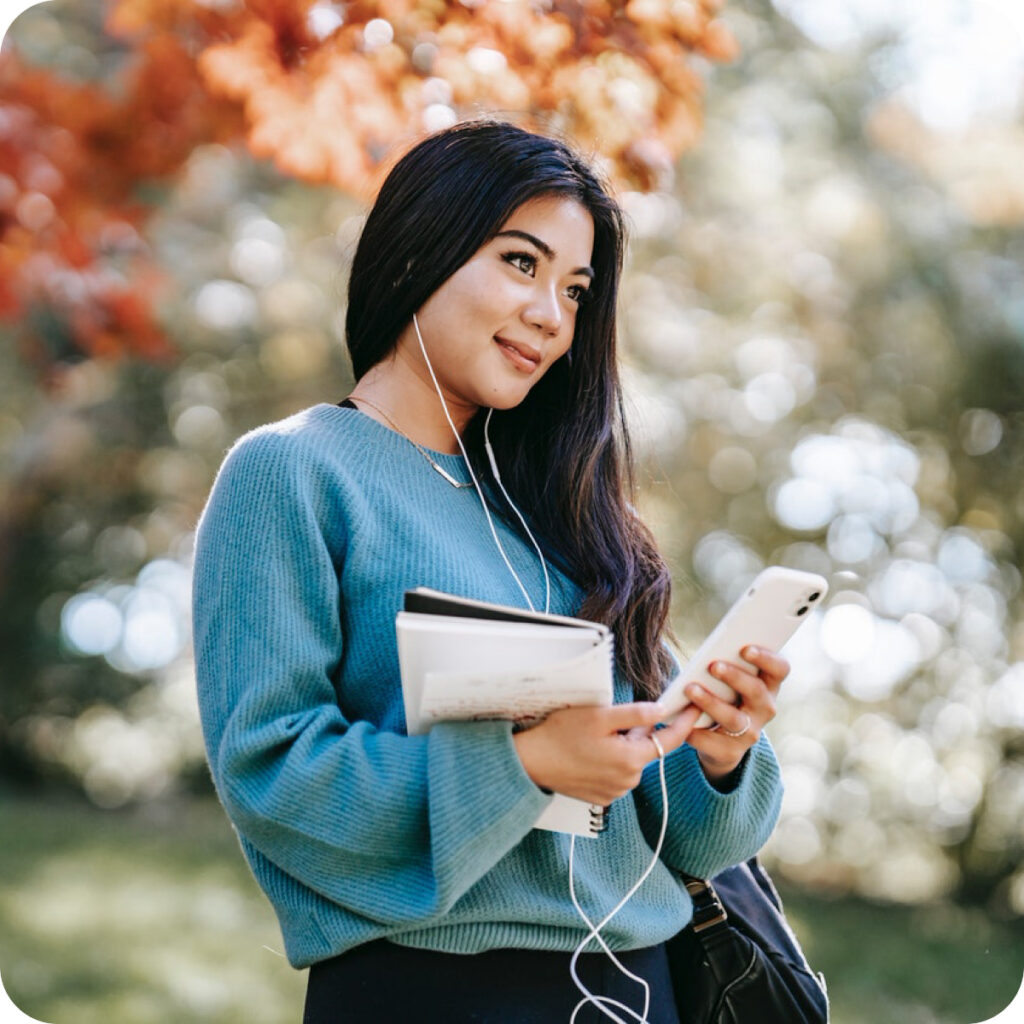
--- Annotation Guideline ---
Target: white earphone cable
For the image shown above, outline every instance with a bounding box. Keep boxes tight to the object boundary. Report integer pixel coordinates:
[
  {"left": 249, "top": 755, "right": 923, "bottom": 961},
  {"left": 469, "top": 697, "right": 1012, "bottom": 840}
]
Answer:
[
  {"left": 411, "top": 311, "right": 540, "bottom": 610},
  {"left": 483, "top": 408, "right": 551, "bottom": 615},
  {"left": 567, "top": 740, "right": 670, "bottom": 1024},
  {"left": 414, "top": 311, "right": 669, "bottom": 1022}
]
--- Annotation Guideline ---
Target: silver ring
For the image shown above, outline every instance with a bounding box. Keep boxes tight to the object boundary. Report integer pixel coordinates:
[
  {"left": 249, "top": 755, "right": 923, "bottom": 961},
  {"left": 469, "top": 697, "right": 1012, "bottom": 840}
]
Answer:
[
  {"left": 719, "top": 712, "right": 751, "bottom": 739},
  {"left": 650, "top": 734, "right": 665, "bottom": 760}
]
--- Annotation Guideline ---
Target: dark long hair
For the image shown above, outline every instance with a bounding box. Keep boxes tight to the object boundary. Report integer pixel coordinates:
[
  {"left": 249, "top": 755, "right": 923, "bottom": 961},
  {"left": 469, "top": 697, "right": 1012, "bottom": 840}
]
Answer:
[{"left": 346, "top": 120, "right": 674, "bottom": 700}]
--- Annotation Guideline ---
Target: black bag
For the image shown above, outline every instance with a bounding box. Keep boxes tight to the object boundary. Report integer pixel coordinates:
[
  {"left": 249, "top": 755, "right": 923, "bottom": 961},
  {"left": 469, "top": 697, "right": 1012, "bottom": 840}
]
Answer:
[{"left": 665, "top": 857, "right": 829, "bottom": 1024}]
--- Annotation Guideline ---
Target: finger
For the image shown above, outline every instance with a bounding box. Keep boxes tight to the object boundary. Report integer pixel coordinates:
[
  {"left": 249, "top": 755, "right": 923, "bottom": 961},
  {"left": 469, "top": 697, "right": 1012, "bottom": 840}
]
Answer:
[
  {"left": 740, "top": 646, "right": 790, "bottom": 687},
  {"left": 707, "top": 660, "right": 766, "bottom": 708},
  {"left": 648, "top": 704, "right": 701, "bottom": 757},
  {"left": 600, "top": 701, "right": 666, "bottom": 732},
  {"left": 685, "top": 682, "right": 757, "bottom": 735},
  {"left": 686, "top": 726, "right": 751, "bottom": 772},
  {"left": 686, "top": 707, "right": 758, "bottom": 763}
]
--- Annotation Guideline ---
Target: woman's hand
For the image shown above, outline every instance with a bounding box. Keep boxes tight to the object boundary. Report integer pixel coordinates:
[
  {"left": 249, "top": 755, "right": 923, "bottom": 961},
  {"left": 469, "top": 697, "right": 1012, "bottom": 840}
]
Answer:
[
  {"left": 513, "top": 701, "right": 702, "bottom": 805},
  {"left": 683, "top": 646, "right": 789, "bottom": 785}
]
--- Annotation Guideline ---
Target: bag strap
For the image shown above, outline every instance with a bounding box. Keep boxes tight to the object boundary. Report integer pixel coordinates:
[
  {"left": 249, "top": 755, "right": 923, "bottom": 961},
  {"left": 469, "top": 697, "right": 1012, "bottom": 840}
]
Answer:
[{"left": 681, "top": 875, "right": 729, "bottom": 934}]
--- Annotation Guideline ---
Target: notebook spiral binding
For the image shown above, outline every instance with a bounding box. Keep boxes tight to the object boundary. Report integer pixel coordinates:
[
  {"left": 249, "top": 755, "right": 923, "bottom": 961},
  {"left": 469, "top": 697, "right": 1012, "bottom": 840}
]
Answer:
[{"left": 590, "top": 806, "right": 608, "bottom": 833}]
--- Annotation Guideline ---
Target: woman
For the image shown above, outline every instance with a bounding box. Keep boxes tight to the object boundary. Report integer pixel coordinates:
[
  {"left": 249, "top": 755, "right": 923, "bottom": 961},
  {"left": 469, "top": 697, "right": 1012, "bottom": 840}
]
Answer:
[{"left": 193, "top": 120, "right": 786, "bottom": 1023}]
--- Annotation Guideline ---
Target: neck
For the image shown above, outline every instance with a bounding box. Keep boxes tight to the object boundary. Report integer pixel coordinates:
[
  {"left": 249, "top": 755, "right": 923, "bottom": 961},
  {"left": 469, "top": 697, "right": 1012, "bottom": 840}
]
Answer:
[{"left": 350, "top": 346, "right": 477, "bottom": 455}]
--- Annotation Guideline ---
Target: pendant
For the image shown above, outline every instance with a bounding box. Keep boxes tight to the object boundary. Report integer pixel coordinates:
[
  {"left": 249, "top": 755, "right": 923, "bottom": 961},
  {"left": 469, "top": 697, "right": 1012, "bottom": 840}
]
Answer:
[{"left": 432, "top": 462, "right": 472, "bottom": 488}]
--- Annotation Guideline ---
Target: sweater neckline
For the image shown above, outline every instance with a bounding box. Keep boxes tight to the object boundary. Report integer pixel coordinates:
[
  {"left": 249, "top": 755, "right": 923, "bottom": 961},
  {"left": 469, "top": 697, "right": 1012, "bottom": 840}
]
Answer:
[{"left": 316, "top": 402, "right": 474, "bottom": 477}]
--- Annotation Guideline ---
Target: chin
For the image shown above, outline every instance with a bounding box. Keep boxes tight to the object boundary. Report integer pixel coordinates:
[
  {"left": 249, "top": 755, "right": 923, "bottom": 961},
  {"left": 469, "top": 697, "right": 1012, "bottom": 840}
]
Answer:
[
  {"left": 488, "top": 396, "right": 527, "bottom": 412},
  {"left": 483, "top": 386, "right": 535, "bottom": 412}
]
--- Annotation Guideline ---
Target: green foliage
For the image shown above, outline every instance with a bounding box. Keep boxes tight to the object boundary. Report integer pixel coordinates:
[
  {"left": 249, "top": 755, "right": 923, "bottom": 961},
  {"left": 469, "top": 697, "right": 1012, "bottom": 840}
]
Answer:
[
  {"left": 778, "top": 885, "right": 1024, "bottom": 1024},
  {"left": 620, "top": 1, "right": 1024, "bottom": 915},
  {"left": 0, "top": 794, "right": 305, "bottom": 1023},
  {"left": 2, "top": 0, "right": 1023, "bottom": 931},
  {"left": 1, "top": 794, "right": 1020, "bottom": 1023}
]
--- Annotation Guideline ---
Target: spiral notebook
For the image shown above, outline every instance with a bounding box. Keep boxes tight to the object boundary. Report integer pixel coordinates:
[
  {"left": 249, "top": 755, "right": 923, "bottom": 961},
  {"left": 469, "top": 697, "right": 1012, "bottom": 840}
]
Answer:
[{"left": 396, "top": 588, "right": 615, "bottom": 837}]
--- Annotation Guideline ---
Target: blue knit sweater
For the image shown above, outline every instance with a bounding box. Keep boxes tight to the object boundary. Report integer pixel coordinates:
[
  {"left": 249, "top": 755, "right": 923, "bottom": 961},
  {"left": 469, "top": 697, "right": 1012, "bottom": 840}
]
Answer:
[{"left": 192, "top": 403, "right": 783, "bottom": 970}]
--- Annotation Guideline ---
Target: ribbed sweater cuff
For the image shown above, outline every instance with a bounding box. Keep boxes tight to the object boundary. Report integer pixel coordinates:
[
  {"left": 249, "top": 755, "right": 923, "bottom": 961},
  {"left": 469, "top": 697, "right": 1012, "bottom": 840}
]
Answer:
[
  {"left": 647, "top": 734, "right": 782, "bottom": 879},
  {"left": 425, "top": 718, "right": 554, "bottom": 872}
]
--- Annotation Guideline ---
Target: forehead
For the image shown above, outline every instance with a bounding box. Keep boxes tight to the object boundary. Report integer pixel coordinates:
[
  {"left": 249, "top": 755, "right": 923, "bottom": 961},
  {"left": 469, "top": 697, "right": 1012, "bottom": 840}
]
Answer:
[{"left": 495, "top": 196, "right": 595, "bottom": 264}]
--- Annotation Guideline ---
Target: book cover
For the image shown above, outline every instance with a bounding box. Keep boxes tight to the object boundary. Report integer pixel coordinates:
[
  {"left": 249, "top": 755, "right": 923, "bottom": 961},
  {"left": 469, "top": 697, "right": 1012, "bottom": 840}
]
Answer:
[{"left": 396, "top": 590, "right": 614, "bottom": 837}]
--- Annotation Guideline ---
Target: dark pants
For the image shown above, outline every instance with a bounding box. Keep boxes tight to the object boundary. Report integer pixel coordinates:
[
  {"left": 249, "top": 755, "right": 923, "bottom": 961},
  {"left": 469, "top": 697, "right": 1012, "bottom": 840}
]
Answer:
[{"left": 303, "top": 939, "right": 681, "bottom": 1023}]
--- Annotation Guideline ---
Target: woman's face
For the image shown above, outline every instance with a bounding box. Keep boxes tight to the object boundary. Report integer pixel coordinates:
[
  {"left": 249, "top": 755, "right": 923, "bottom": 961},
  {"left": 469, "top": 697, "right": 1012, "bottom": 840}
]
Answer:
[{"left": 395, "top": 194, "right": 596, "bottom": 412}]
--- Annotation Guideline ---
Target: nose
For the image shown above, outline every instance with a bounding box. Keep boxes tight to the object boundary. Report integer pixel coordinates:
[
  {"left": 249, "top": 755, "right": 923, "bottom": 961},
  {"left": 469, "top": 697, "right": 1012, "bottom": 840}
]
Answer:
[{"left": 523, "top": 285, "right": 563, "bottom": 337}]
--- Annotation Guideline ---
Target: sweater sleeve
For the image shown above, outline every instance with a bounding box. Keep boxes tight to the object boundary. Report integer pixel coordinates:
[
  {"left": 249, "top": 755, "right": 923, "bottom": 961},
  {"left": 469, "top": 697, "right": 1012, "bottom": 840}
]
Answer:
[
  {"left": 633, "top": 733, "right": 783, "bottom": 880},
  {"left": 192, "top": 431, "right": 551, "bottom": 927},
  {"left": 630, "top": 642, "right": 783, "bottom": 878}
]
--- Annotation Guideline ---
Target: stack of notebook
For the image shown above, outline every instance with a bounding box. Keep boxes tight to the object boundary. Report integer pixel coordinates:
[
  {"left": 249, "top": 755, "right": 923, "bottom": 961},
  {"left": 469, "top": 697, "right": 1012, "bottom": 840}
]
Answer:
[{"left": 396, "top": 588, "right": 615, "bottom": 837}]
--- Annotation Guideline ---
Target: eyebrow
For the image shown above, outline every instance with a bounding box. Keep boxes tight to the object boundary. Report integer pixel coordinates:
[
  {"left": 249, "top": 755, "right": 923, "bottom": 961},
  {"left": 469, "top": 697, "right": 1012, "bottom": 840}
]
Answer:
[{"left": 495, "top": 229, "right": 595, "bottom": 279}]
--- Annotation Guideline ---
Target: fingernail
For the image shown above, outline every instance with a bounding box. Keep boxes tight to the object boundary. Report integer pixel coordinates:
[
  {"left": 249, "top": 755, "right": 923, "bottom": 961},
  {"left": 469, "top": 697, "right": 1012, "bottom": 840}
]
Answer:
[
  {"left": 745, "top": 646, "right": 761, "bottom": 657},
  {"left": 709, "top": 662, "right": 725, "bottom": 676},
  {"left": 687, "top": 683, "right": 703, "bottom": 697}
]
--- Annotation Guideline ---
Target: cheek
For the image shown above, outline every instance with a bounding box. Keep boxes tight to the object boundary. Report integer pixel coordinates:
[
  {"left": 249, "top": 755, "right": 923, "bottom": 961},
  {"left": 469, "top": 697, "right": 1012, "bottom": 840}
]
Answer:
[
  {"left": 538, "top": 327, "right": 576, "bottom": 376},
  {"left": 426, "top": 272, "right": 504, "bottom": 330},
  {"left": 556, "top": 314, "right": 579, "bottom": 354}
]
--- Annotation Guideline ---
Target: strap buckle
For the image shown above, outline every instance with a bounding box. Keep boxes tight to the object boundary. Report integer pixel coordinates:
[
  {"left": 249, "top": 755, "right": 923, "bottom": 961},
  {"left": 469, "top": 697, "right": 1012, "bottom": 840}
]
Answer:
[{"left": 683, "top": 877, "right": 729, "bottom": 934}]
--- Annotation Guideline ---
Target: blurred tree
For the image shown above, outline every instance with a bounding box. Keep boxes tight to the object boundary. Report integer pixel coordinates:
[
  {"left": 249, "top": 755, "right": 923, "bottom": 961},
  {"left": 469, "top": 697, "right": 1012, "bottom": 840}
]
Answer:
[
  {"left": 620, "top": 0, "right": 1024, "bottom": 917},
  {"left": 1, "top": 0, "right": 736, "bottom": 368},
  {"left": 1, "top": 0, "right": 735, "bottom": 783},
  {"left": 1, "top": 0, "right": 1022, "bottom": 929},
  {"left": 0, "top": 43, "right": 240, "bottom": 368}
]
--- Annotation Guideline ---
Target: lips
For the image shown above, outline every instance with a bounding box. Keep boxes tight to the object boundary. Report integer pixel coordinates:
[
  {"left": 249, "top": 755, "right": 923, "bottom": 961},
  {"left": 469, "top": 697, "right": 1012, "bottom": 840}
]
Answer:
[{"left": 494, "top": 335, "right": 542, "bottom": 371}]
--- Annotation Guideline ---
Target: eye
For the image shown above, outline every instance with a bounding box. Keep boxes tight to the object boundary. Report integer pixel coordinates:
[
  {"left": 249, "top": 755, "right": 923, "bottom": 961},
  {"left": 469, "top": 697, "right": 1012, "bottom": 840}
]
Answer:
[
  {"left": 565, "top": 283, "right": 591, "bottom": 305},
  {"left": 501, "top": 250, "right": 537, "bottom": 276}
]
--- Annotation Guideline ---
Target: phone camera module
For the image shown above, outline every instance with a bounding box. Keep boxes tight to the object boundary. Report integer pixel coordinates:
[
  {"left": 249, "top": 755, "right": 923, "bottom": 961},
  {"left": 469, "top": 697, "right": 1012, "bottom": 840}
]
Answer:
[
  {"left": 808, "top": 592, "right": 820, "bottom": 601},
  {"left": 796, "top": 605, "right": 809, "bottom": 616}
]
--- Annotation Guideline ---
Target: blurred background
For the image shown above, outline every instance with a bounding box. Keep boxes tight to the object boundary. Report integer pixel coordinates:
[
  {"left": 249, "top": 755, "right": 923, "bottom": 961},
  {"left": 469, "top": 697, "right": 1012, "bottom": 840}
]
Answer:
[{"left": 1, "top": 0, "right": 1023, "bottom": 1021}]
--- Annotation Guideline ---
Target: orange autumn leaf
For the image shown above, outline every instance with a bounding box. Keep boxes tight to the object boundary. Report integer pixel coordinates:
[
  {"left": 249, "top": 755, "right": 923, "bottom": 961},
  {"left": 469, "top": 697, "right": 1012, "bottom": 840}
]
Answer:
[
  {"left": 193, "top": 0, "right": 736, "bottom": 194},
  {"left": 0, "top": 40, "right": 238, "bottom": 368},
  {"left": 5, "top": 0, "right": 737, "bottom": 372}
]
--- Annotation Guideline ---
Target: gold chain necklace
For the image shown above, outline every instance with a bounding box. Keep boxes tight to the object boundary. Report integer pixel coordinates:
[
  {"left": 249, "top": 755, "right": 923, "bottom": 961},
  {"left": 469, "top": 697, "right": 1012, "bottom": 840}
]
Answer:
[{"left": 348, "top": 395, "right": 474, "bottom": 489}]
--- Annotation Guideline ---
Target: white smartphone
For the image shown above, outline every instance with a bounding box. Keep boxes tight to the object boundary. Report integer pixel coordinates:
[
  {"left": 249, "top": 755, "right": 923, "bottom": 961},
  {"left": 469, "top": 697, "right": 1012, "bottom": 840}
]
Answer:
[{"left": 658, "top": 567, "right": 828, "bottom": 728}]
